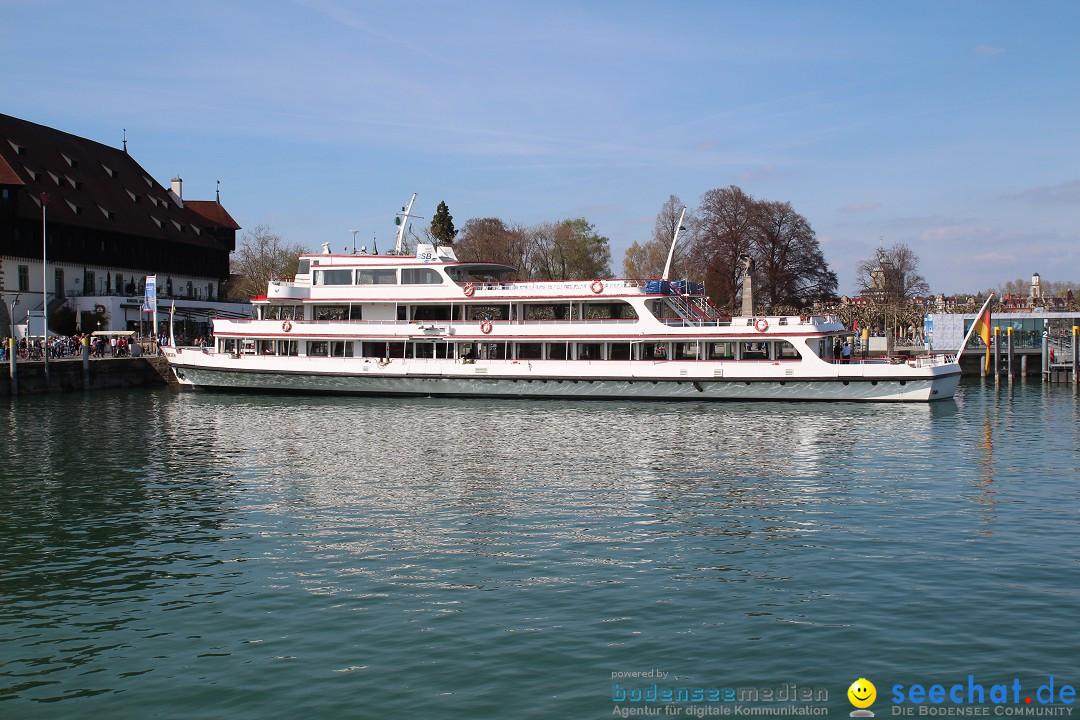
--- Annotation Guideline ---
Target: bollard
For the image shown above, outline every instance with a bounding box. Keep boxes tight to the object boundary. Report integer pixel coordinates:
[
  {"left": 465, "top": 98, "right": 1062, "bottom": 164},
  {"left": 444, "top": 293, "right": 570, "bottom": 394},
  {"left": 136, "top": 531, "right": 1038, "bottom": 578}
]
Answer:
[
  {"left": 1073, "top": 326, "right": 1078, "bottom": 385},
  {"left": 82, "top": 335, "right": 90, "bottom": 390},
  {"left": 8, "top": 336, "right": 15, "bottom": 395},
  {"left": 993, "top": 326, "right": 1000, "bottom": 383}
]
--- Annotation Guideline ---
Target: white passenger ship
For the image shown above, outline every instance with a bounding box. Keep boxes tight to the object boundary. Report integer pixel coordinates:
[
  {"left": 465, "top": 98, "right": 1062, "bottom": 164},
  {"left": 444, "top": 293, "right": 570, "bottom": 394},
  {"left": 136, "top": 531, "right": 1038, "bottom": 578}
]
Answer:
[{"left": 163, "top": 199, "right": 961, "bottom": 402}]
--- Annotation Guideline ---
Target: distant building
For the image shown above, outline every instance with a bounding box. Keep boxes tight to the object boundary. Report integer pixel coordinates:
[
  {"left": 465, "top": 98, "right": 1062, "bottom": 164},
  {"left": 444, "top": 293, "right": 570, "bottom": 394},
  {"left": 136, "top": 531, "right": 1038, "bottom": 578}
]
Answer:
[{"left": 0, "top": 113, "right": 248, "bottom": 338}]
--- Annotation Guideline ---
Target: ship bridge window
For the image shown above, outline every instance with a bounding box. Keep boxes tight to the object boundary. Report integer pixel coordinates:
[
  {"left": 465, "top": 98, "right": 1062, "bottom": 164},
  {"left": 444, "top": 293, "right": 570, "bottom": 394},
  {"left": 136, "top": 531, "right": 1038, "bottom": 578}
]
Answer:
[
  {"left": 401, "top": 268, "right": 443, "bottom": 284},
  {"left": 297, "top": 259, "right": 311, "bottom": 275},
  {"left": 315, "top": 269, "right": 354, "bottom": 285},
  {"left": 357, "top": 269, "right": 398, "bottom": 284}
]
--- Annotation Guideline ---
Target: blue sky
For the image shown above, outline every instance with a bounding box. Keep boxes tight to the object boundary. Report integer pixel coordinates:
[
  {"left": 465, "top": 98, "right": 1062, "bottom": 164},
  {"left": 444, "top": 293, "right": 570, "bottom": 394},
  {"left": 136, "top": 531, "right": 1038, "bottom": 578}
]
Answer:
[{"left": 4, "top": 0, "right": 1078, "bottom": 295}]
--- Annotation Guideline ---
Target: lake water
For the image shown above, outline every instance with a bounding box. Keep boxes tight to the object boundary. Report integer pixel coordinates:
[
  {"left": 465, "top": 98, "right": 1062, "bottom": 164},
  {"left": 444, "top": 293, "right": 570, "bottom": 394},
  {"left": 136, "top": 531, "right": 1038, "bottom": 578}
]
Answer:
[{"left": 2, "top": 380, "right": 1078, "bottom": 718}]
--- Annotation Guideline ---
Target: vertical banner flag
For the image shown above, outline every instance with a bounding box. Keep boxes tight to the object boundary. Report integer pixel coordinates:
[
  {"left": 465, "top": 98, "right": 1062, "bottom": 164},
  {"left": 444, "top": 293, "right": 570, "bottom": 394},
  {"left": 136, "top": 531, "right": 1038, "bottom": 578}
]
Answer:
[
  {"left": 972, "top": 301, "right": 992, "bottom": 372},
  {"left": 143, "top": 275, "right": 157, "bottom": 313}
]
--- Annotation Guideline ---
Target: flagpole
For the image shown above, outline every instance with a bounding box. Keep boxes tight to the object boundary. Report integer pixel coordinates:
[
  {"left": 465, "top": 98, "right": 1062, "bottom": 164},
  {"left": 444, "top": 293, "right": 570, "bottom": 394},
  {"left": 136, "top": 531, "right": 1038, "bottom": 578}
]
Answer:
[{"left": 955, "top": 293, "right": 993, "bottom": 362}]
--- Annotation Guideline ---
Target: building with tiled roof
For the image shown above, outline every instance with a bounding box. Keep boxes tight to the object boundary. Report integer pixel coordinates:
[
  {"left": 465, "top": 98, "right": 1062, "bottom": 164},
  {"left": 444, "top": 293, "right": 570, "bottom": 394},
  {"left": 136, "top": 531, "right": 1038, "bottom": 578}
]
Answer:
[{"left": 0, "top": 113, "right": 248, "bottom": 337}]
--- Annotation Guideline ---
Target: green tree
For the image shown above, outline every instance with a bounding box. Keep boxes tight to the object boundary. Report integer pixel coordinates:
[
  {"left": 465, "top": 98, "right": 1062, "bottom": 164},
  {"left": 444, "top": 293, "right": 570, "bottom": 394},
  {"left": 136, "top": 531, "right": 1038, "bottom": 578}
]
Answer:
[
  {"left": 227, "top": 225, "right": 307, "bottom": 301},
  {"left": 430, "top": 201, "right": 457, "bottom": 246},
  {"left": 855, "top": 242, "right": 930, "bottom": 353},
  {"left": 532, "top": 218, "right": 612, "bottom": 281}
]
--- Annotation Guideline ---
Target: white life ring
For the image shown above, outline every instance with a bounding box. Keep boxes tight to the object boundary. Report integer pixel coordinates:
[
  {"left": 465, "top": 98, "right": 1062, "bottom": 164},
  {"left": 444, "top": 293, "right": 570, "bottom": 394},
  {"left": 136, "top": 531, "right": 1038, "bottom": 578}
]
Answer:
[
  {"left": 282, "top": 320, "right": 293, "bottom": 332},
  {"left": 463, "top": 283, "right": 475, "bottom": 297},
  {"left": 94, "top": 304, "right": 106, "bottom": 314},
  {"left": 591, "top": 279, "right": 604, "bottom": 294},
  {"left": 755, "top": 318, "right": 769, "bottom": 332},
  {"left": 480, "top": 320, "right": 493, "bottom": 334}
]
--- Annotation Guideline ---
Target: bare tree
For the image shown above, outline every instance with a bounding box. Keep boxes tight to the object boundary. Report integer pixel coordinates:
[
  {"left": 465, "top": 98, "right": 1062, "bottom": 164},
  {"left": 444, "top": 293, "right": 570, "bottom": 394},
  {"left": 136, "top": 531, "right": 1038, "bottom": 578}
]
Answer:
[
  {"left": 227, "top": 225, "right": 307, "bottom": 301},
  {"left": 455, "top": 217, "right": 532, "bottom": 278},
  {"left": 752, "top": 200, "right": 837, "bottom": 310},
  {"left": 855, "top": 242, "right": 930, "bottom": 354},
  {"left": 686, "top": 186, "right": 757, "bottom": 312}
]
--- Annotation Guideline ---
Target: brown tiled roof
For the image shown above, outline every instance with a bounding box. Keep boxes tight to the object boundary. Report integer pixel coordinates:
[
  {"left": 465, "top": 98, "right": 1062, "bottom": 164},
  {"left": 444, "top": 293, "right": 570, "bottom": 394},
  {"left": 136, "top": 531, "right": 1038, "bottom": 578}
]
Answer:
[
  {"left": 186, "top": 200, "right": 241, "bottom": 230},
  {"left": 0, "top": 153, "right": 24, "bottom": 185},
  {"left": 0, "top": 113, "right": 233, "bottom": 250}
]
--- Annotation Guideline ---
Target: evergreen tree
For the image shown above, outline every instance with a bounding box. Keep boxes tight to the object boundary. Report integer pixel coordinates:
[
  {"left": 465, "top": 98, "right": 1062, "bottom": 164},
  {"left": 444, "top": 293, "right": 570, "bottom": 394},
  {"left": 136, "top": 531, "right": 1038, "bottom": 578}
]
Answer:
[{"left": 430, "top": 201, "right": 457, "bottom": 246}]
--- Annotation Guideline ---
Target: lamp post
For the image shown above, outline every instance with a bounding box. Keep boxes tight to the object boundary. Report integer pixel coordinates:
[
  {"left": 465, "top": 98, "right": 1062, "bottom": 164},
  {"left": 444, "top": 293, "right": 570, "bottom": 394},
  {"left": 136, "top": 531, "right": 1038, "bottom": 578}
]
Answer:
[
  {"left": 7, "top": 293, "right": 18, "bottom": 392},
  {"left": 40, "top": 192, "right": 49, "bottom": 385}
]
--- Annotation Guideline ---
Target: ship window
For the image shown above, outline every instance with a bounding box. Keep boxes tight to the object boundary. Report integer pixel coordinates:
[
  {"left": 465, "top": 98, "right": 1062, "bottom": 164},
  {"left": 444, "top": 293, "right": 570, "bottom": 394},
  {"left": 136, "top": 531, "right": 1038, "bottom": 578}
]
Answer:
[
  {"left": 401, "top": 268, "right": 443, "bottom": 284},
  {"left": 357, "top": 269, "right": 397, "bottom": 284},
  {"left": 546, "top": 343, "right": 568, "bottom": 360},
  {"left": 608, "top": 343, "right": 632, "bottom": 360},
  {"left": 585, "top": 302, "right": 637, "bottom": 320},
  {"left": 297, "top": 259, "right": 311, "bottom": 275},
  {"left": 330, "top": 341, "right": 353, "bottom": 357},
  {"left": 776, "top": 341, "right": 802, "bottom": 360},
  {"left": 672, "top": 342, "right": 700, "bottom": 360},
  {"left": 707, "top": 342, "right": 736, "bottom": 360},
  {"left": 517, "top": 343, "right": 543, "bottom": 360},
  {"left": 641, "top": 342, "right": 667, "bottom": 360},
  {"left": 576, "top": 343, "right": 602, "bottom": 360},
  {"left": 313, "top": 305, "right": 347, "bottom": 321},
  {"left": 307, "top": 341, "right": 329, "bottom": 356},
  {"left": 740, "top": 342, "right": 769, "bottom": 360},
  {"left": 316, "top": 269, "right": 353, "bottom": 285}
]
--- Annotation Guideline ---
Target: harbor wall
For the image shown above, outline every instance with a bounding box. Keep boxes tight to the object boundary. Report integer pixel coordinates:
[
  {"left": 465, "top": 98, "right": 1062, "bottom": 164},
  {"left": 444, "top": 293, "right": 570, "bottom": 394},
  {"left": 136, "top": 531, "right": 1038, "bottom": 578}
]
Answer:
[{"left": 1, "top": 357, "right": 174, "bottom": 396}]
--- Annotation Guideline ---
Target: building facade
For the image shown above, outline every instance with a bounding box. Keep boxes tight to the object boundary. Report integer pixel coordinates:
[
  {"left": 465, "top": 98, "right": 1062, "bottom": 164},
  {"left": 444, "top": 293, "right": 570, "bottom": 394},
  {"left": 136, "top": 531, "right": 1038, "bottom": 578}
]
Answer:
[{"left": 0, "top": 113, "right": 249, "bottom": 339}]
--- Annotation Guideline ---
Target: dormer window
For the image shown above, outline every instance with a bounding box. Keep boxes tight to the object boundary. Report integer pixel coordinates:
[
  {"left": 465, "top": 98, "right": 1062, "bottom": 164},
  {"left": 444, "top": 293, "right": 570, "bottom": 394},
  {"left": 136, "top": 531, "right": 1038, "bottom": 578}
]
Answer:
[
  {"left": 126, "top": 189, "right": 141, "bottom": 203},
  {"left": 102, "top": 163, "right": 115, "bottom": 178},
  {"left": 61, "top": 153, "right": 77, "bottom": 168},
  {"left": 151, "top": 215, "right": 163, "bottom": 228},
  {"left": 66, "top": 199, "right": 82, "bottom": 215},
  {"left": 143, "top": 175, "right": 153, "bottom": 187},
  {"left": 7, "top": 140, "right": 26, "bottom": 156},
  {"left": 98, "top": 205, "right": 114, "bottom": 220}
]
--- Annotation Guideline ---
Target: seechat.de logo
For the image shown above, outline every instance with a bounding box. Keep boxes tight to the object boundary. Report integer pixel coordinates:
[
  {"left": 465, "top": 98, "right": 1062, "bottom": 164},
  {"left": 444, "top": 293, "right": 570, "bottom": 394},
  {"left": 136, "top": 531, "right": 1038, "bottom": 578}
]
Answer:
[{"left": 848, "top": 678, "right": 876, "bottom": 717}]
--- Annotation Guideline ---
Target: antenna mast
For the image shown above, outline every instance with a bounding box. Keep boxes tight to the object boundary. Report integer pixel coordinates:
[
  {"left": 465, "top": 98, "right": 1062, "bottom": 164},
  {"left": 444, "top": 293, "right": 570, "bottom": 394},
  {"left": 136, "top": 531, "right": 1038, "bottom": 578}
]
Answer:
[{"left": 394, "top": 193, "right": 421, "bottom": 255}]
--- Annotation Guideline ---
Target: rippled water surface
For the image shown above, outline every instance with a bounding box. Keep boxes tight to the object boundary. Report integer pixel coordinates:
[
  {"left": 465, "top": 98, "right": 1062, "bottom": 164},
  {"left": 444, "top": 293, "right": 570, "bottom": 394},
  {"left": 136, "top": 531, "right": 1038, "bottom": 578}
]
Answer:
[{"left": 2, "top": 381, "right": 1078, "bottom": 718}]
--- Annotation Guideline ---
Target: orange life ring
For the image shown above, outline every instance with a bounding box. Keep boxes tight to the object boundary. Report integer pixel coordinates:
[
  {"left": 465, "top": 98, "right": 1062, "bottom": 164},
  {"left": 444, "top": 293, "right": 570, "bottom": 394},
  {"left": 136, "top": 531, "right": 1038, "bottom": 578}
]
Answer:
[
  {"left": 755, "top": 318, "right": 769, "bottom": 332},
  {"left": 591, "top": 279, "right": 604, "bottom": 294},
  {"left": 282, "top": 320, "right": 293, "bottom": 332},
  {"left": 463, "top": 283, "right": 475, "bottom": 297},
  {"left": 480, "top": 320, "right": 493, "bottom": 334}
]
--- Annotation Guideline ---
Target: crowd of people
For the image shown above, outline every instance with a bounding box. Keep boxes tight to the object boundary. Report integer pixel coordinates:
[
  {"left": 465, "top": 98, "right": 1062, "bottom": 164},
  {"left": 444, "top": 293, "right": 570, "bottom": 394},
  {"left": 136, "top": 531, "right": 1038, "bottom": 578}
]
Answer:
[{"left": 0, "top": 333, "right": 151, "bottom": 362}]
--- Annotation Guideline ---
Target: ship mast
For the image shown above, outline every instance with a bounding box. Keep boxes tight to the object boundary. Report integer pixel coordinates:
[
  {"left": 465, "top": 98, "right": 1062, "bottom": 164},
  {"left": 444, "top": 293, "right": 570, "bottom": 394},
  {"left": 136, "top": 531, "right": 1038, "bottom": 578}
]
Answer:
[
  {"left": 661, "top": 207, "right": 687, "bottom": 282},
  {"left": 394, "top": 193, "right": 421, "bottom": 255}
]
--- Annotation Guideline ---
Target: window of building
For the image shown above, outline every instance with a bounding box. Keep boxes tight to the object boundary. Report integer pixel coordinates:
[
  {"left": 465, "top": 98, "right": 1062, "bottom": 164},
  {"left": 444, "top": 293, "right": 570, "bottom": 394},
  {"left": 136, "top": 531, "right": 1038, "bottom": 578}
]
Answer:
[{"left": 17, "top": 265, "right": 29, "bottom": 291}]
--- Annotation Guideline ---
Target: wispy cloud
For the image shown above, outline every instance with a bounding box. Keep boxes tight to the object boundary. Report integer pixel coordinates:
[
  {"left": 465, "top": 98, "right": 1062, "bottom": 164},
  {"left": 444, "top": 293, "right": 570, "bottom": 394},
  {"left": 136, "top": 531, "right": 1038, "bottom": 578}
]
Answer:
[
  {"left": 1003, "top": 180, "right": 1080, "bottom": 205},
  {"left": 838, "top": 202, "right": 880, "bottom": 213}
]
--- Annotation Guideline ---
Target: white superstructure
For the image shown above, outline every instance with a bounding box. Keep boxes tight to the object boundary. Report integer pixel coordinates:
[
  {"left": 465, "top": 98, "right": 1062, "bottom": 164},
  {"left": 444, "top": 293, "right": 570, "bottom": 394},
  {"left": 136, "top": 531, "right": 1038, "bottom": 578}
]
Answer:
[{"left": 164, "top": 224, "right": 961, "bottom": 402}]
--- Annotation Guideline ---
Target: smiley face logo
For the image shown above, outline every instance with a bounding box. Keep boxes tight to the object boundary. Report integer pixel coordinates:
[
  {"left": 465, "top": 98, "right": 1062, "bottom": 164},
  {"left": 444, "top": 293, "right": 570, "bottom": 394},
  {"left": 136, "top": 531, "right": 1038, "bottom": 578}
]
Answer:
[{"left": 848, "top": 678, "right": 876, "bottom": 709}]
